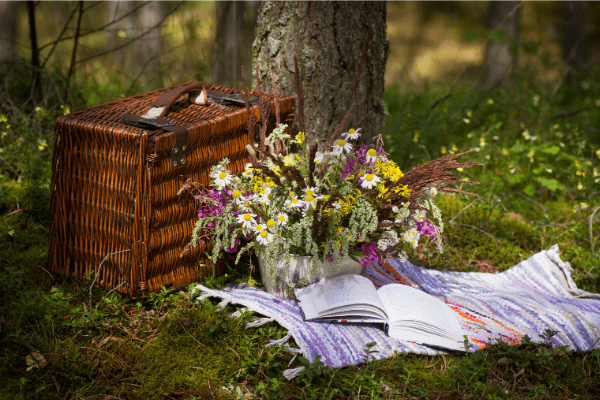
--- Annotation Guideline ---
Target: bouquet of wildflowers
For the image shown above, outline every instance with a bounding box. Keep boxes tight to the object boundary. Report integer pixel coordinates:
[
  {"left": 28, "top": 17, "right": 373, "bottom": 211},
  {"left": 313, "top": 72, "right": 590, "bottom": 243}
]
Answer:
[
  {"left": 182, "top": 60, "right": 480, "bottom": 283},
  {"left": 185, "top": 125, "right": 479, "bottom": 283}
]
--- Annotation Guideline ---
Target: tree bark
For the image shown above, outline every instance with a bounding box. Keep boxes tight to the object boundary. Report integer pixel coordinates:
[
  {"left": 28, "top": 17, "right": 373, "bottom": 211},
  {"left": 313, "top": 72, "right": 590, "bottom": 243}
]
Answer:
[
  {"left": 480, "top": 1, "right": 520, "bottom": 88},
  {"left": 0, "top": 1, "right": 20, "bottom": 64},
  {"left": 213, "top": 1, "right": 258, "bottom": 87},
  {"left": 562, "top": 1, "right": 589, "bottom": 76},
  {"left": 253, "top": 1, "right": 388, "bottom": 152}
]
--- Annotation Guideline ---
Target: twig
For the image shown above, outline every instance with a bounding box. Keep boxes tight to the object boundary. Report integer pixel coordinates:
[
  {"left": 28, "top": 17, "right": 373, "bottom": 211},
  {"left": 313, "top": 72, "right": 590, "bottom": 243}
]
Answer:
[
  {"left": 508, "top": 192, "right": 547, "bottom": 217},
  {"left": 450, "top": 222, "right": 499, "bottom": 245},
  {"left": 40, "top": 3, "right": 80, "bottom": 68},
  {"left": 5, "top": 208, "right": 22, "bottom": 216},
  {"left": 38, "top": 1, "right": 149, "bottom": 52},
  {"left": 590, "top": 205, "right": 600, "bottom": 260},
  {"left": 429, "top": 93, "right": 451, "bottom": 110},
  {"left": 96, "top": 281, "right": 126, "bottom": 308},
  {"left": 89, "top": 249, "right": 131, "bottom": 311},
  {"left": 65, "top": 1, "right": 84, "bottom": 91},
  {"left": 587, "top": 335, "right": 600, "bottom": 352},
  {"left": 448, "top": 197, "right": 482, "bottom": 224},
  {"left": 546, "top": 107, "right": 593, "bottom": 121},
  {"left": 74, "top": 2, "right": 183, "bottom": 66}
]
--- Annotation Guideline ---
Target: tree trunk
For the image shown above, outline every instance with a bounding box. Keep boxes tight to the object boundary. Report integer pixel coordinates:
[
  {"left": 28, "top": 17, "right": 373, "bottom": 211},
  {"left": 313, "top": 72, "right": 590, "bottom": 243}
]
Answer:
[
  {"left": 213, "top": 1, "right": 258, "bottom": 87},
  {"left": 253, "top": 1, "right": 388, "bottom": 152},
  {"left": 0, "top": 1, "right": 20, "bottom": 64},
  {"left": 480, "top": 1, "right": 520, "bottom": 88},
  {"left": 562, "top": 1, "right": 589, "bottom": 76},
  {"left": 106, "top": 1, "right": 165, "bottom": 82}
]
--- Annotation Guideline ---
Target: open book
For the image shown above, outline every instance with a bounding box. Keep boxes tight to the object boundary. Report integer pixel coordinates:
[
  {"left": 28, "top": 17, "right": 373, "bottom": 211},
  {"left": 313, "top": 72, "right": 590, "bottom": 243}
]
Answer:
[{"left": 294, "top": 274, "right": 466, "bottom": 351}]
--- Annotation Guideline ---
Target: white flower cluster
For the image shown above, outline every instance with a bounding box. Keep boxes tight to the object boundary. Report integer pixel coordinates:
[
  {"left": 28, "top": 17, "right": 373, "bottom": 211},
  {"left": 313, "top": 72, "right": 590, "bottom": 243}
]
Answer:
[{"left": 377, "top": 229, "right": 399, "bottom": 251}]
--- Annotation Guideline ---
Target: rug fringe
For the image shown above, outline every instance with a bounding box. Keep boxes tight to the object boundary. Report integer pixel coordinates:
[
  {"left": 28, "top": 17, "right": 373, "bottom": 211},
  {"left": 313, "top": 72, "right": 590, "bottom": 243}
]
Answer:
[
  {"left": 229, "top": 307, "right": 248, "bottom": 318},
  {"left": 245, "top": 317, "right": 275, "bottom": 329},
  {"left": 216, "top": 299, "right": 230, "bottom": 311},
  {"left": 266, "top": 333, "right": 291, "bottom": 347},
  {"left": 283, "top": 366, "right": 305, "bottom": 380}
]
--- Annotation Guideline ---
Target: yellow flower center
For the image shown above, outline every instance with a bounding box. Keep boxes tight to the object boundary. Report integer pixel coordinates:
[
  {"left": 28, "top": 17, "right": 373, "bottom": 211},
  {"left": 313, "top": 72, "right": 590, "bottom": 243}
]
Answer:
[
  {"left": 365, "top": 174, "right": 374, "bottom": 182},
  {"left": 255, "top": 225, "right": 263, "bottom": 232},
  {"left": 260, "top": 230, "right": 269, "bottom": 238},
  {"left": 291, "top": 198, "right": 298, "bottom": 204},
  {"left": 367, "top": 149, "right": 377, "bottom": 157},
  {"left": 278, "top": 215, "right": 286, "bottom": 222},
  {"left": 218, "top": 172, "right": 227, "bottom": 179},
  {"left": 306, "top": 190, "right": 313, "bottom": 197},
  {"left": 267, "top": 219, "right": 276, "bottom": 228},
  {"left": 306, "top": 194, "right": 314, "bottom": 202},
  {"left": 289, "top": 191, "right": 295, "bottom": 198},
  {"left": 232, "top": 190, "right": 241, "bottom": 199},
  {"left": 244, "top": 214, "right": 252, "bottom": 221},
  {"left": 349, "top": 128, "right": 355, "bottom": 134},
  {"left": 338, "top": 139, "right": 346, "bottom": 147}
]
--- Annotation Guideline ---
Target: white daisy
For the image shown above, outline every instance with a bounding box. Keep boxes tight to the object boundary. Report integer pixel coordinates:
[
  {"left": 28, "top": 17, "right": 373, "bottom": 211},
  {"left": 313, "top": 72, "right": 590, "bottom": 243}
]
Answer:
[
  {"left": 343, "top": 128, "right": 362, "bottom": 141},
  {"left": 397, "top": 207, "right": 410, "bottom": 221},
  {"left": 242, "top": 166, "right": 254, "bottom": 179},
  {"left": 365, "top": 148, "right": 378, "bottom": 163},
  {"left": 360, "top": 173, "right": 380, "bottom": 190},
  {"left": 275, "top": 212, "right": 289, "bottom": 225},
  {"left": 236, "top": 212, "right": 256, "bottom": 230},
  {"left": 332, "top": 201, "right": 341, "bottom": 210},
  {"left": 254, "top": 223, "right": 266, "bottom": 235},
  {"left": 303, "top": 192, "right": 317, "bottom": 210},
  {"left": 403, "top": 229, "right": 420, "bottom": 249},
  {"left": 427, "top": 186, "right": 438, "bottom": 198},
  {"left": 285, "top": 197, "right": 304, "bottom": 210},
  {"left": 314, "top": 151, "right": 324, "bottom": 164},
  {"left": 213, "top": 171, "right": 232, "bottom": 190},
  {"left": 413, "top": 209, "right": 426, "bottom": 223},
  {"left": 256, "top": 229, "right": 274, "bottom": 245},
  {"left": 257, "top": 186, "right": 273, "bottom": 205},
  {"left": 303, "top": 187, "right": 318, "bottom": 197},
  {"left": 283, "top": 154, "right": 296, "bottom": 166},
  {"left": 231, "top": 189, "right": 246, "bottom": 206},
  {"left": 332, "top": 138, "right": 353, "bottom": 154}
]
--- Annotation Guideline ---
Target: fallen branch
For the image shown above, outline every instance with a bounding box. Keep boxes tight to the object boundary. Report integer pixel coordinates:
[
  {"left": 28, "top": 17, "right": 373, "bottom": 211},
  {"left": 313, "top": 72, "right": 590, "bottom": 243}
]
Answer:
[
  {"left": 448, "top": 197, "right": 482, "bottom": 224},
  {"left": 451, "top": 222, "right": 499, "bottom": 245},
  {"left": 88, "top": 248, "right": 131, "bottom": 312},
  {"left": 546, "top": 107, "right": 593, "bottom": 121},
  {"left": 429, "top": 93, "right": 451, "bottom": 110},
  {"left": 508, "top": 192, "right": 548, "bottom": 217}
]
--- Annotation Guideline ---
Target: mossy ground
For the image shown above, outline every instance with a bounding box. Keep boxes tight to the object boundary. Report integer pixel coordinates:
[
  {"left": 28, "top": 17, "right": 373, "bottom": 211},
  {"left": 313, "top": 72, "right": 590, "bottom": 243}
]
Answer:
[
  {"left": 2, "top": 71, "right": 600, "bottom": 398},
  {"left": 2, "top": 184, "right": 599, "bottom": 399}
]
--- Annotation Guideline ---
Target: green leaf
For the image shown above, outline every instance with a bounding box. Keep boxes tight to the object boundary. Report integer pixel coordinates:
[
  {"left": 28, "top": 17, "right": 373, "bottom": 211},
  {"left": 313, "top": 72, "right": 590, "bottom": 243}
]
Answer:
[
  {"left": 523, "top": 183, "right": 535, "bottom": 197},
  {"left": 540, "top": 145, "right": 560, "bottom": 155},
  {"left": 464, "top": 29, "right": 483, "bottom": 41},
  {"left": 534, "top": 177, "right": 565, "bottom": 192}
]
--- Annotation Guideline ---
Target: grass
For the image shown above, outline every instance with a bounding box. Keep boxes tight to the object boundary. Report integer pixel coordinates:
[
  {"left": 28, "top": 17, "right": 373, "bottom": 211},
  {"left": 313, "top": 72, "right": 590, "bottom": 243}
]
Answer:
[{"left": 2, "top": 70, "right": 600, "bottom": 398}]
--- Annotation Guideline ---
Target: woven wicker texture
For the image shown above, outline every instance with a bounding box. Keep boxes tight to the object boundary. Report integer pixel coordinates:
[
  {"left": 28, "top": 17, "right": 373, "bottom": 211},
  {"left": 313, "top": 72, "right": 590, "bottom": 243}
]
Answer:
[{"left": 48, "top": 81, "right": 295, "bottom": 298}]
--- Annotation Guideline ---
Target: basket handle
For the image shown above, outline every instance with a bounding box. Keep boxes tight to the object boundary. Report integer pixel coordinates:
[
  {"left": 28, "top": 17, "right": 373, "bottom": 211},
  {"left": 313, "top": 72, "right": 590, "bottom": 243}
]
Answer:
[{"left": 143, "top": 81, "right": 210, "bottom": 119}]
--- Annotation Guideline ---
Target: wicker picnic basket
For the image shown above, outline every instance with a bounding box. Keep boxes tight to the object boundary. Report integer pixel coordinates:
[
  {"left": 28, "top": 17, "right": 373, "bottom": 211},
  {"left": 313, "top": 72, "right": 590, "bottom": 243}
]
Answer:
[{"left": 48, "top": 81, "right": 295, "bottom": 298}]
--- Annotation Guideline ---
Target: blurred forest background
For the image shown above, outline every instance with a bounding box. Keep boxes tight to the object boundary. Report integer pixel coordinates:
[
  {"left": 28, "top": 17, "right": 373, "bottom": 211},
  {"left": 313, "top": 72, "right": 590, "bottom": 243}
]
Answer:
[{"left": 2, "top": 1, "right": 599, "bottom": 105}]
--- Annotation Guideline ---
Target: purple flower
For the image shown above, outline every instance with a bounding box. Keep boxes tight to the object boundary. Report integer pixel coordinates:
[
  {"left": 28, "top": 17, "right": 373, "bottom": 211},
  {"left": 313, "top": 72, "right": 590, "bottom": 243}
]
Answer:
[
  {"left": 360, "top": 241, "right": 379, "bottom": 267},
  {"left": 417, "top": 222, "right": 438, "bottom": 238},
  {"left": 226, "top": 237, "right": 241, "bottom": 253}
]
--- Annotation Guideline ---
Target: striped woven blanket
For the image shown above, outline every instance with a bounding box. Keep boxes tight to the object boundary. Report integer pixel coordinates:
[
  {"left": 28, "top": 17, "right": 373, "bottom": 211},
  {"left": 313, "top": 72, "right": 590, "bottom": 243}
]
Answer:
[{"left": 192, "top": 245, "right": 600, "bottom": 379}]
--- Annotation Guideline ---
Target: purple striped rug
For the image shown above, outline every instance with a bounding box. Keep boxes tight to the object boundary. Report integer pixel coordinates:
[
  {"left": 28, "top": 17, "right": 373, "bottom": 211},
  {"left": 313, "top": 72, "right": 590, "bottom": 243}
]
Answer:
[{"left": 192, "top": 245, "right": 600, "bottom": 379}]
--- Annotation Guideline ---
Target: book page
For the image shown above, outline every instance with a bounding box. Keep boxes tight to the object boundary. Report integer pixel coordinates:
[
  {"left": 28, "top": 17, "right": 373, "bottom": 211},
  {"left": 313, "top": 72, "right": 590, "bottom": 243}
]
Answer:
[
  {"left": 295, "top": 274, "right": 388, "bottom": 321},
  {"left": 377, "top": 284, "right": 465, "bottom": 351}
]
